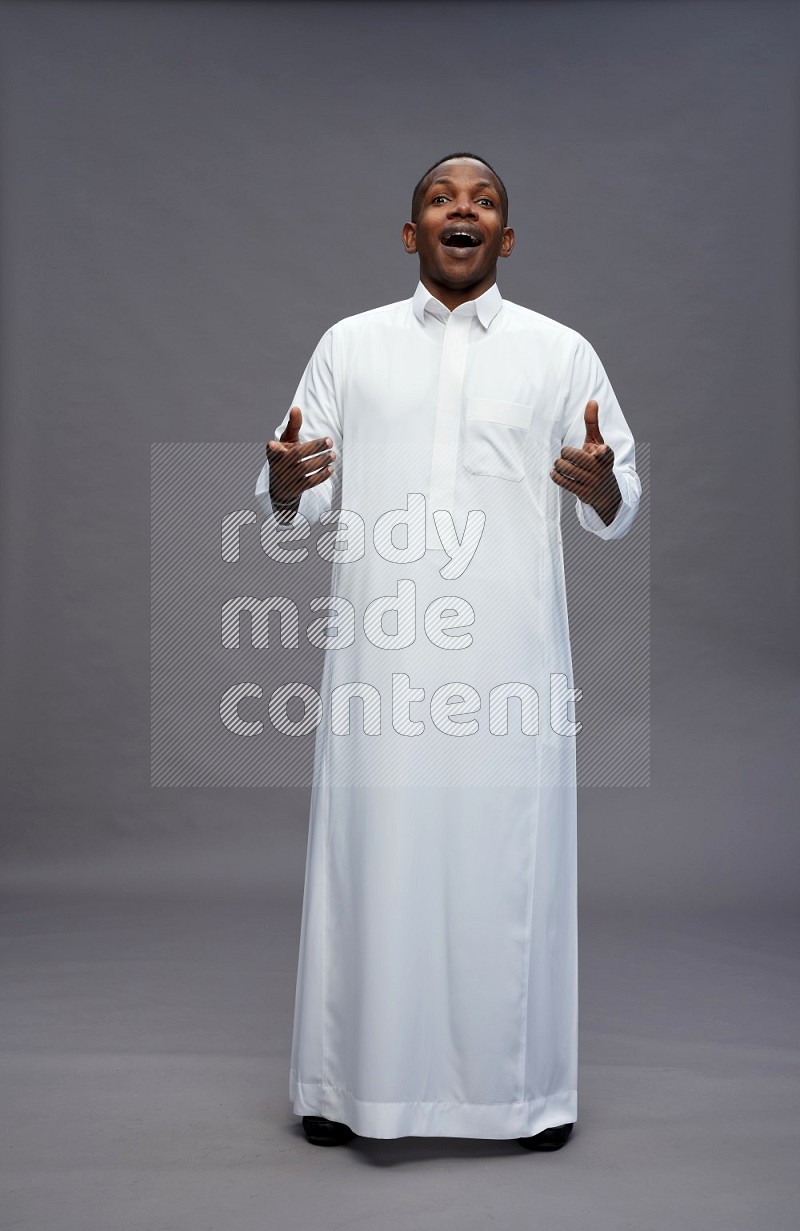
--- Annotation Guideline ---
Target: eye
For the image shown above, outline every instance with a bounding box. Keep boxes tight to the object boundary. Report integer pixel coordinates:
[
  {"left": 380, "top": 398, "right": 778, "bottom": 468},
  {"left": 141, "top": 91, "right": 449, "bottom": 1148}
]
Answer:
[
  {"left": 477, "top": 197, "right": 495, "bottom": 207},
  {"left": 431, "top": 195, "right": 449, "bottom": 204}
]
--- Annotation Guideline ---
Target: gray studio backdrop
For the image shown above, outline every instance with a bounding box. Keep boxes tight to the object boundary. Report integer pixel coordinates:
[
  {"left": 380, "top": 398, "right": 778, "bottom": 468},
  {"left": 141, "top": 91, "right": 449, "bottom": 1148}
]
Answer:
[{"left": 0, "top": 0, "right": 797, "bottom": 908}]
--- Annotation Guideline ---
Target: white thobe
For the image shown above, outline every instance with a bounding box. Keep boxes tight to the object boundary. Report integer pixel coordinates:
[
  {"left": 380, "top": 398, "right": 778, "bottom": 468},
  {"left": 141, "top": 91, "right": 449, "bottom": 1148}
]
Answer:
[{"left": 255, "top": 281, "right": 640, "bottom": 1139}]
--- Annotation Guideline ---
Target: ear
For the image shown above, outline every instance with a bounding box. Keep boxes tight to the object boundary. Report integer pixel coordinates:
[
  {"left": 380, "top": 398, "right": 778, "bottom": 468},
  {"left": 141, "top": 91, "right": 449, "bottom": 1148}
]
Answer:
[
  {"left": 499, "top": 227, "right": 515, "bottom": 259},
  {"left": 402, "top": 222, "right": 418, "bottom": 255}
]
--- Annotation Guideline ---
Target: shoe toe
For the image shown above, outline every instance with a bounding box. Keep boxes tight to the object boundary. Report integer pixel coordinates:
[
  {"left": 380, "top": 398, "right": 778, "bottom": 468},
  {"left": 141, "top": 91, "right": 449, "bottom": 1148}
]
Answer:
[
  {"left": 518, "top": 1122, "right": 573, "bottom": 1151},
  {"left": 302, "top": 1115, "right": 356, "bottom": 1145}
]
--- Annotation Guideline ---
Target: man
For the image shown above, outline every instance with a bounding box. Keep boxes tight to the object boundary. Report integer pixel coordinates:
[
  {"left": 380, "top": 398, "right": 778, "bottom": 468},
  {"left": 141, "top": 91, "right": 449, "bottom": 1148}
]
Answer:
[{"left": 255, "top": 153, "right": 640, "bottom": 1150}]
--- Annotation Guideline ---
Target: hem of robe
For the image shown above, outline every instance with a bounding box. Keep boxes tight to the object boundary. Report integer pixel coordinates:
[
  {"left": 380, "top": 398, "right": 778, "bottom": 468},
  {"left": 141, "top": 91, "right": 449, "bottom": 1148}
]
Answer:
[{"left": 290, "top": 1073, "right": 576, "bottom": 1140}]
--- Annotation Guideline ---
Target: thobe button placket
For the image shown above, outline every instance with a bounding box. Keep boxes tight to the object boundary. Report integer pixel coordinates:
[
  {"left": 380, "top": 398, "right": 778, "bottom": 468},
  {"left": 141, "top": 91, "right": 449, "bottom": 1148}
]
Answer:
[{"left": 427, "top": 310, "right": 473, "bottom": 551}]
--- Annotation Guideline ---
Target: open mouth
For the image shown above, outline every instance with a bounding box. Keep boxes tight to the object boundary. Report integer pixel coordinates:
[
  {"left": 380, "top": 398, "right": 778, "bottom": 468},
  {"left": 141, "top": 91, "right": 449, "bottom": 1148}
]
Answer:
[{"left": 441, "top": 230, "right": 482, "bottom": 249}]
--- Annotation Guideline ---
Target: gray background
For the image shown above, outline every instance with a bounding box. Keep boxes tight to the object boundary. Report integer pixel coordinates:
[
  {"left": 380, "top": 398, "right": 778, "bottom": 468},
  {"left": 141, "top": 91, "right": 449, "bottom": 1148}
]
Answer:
[{"left": 0, "top": 2, "right": 797, "bottom": 1228}]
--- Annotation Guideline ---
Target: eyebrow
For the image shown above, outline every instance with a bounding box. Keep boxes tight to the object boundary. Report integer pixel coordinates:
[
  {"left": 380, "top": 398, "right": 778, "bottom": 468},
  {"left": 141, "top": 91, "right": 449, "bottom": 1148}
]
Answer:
[{"left": 428, "top": 177, "right": 497, "bottom": 193}]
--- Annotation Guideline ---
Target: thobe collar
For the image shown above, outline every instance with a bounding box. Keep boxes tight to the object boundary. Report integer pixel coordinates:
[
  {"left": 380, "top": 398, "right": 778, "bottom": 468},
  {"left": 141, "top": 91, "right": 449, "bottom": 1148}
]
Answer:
[{"left": 412, "top": 280, "right": 503, "bottom": 331}]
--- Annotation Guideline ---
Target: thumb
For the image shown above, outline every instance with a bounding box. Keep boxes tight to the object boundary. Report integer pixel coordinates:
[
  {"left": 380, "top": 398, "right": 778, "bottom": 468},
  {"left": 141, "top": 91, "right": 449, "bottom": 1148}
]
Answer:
[
  {"left": 279, "top": 405, "right": 303, "bottom": 444},
  {"left": 583, "top": 399, "right": 604, "bottom": 446}
]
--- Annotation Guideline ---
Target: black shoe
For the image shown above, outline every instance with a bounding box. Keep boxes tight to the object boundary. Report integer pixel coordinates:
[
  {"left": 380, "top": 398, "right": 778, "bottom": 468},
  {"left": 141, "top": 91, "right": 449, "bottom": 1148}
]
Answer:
[
  {"left": 518, "top": 1122, "right": 574, "bottom": 1151},
  {"left": 302, "top": 1115, "right": 356, "bottom": 1146}
]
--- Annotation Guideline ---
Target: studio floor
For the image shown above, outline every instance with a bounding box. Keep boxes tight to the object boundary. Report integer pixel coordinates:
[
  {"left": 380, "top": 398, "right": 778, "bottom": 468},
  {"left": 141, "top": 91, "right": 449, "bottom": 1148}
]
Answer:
[{"left": 1, "top": 848, "right": 797, "bottom": 1231}]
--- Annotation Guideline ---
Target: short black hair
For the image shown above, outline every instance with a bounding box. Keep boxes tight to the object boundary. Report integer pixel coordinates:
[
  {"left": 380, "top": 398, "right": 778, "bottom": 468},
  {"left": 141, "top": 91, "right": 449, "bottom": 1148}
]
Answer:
[{"left": 411, "top": 152, "right": 509, "bottom": 224}]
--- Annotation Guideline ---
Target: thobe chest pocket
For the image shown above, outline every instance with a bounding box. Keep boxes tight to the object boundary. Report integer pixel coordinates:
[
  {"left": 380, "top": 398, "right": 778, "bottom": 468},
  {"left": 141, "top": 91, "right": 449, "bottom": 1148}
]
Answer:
[{"left": 461, "top": 398, "right": 534, "bottom": 482}]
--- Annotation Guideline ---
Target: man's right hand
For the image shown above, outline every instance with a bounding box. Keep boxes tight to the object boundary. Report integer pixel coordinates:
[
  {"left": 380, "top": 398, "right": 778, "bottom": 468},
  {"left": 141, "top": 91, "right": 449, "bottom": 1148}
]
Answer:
[{"left": 266, "top": 406, "right": 336, "bottom": 507}]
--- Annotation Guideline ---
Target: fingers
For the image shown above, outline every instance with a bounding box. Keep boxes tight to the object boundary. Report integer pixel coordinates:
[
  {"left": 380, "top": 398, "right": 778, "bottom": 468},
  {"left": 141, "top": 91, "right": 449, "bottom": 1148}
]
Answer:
[
  {"left": 549, "top": 465, "right": 585, "bottom": 495},
  {"left": 583, "top": 399, "right": 604, "bottom": 445},
  {"left": 304, "top": 460, "right": 336, "bottom": 489},
  {"left": 298, "top": 447, "right": 336, "bottom": 478},
  {"left": 582, "top": 402, "right": 615, "bottom": 463},
  {"left": 294, "top": 436, "right": 335, "bottom": 460},
  {"left": 586, "top": 441, "right": 614, "bottom": 467},
  {"left": 551, "top": 456, "right": 591, "bottom": 489},
  {"left": 556, "top": 449, "right": 615, "bottom": 481},
  {"left": 266, "top": 435, "right": 333, "bottom": 460},
  {"left": 266, "top": 430, "right": 336, "bottom": 503},
  {"left": 550, "top": 454, "right": 619, "bottom": 504},
  {"left": 561, "top": 442, "right": 615, "bottom": 468},
  {"left": 279, "top": 406, "right": 303, "bottom": 443},
  {"left": 273, "top": 455, "right": 334, "bottom": 497},
  {"left": 269, "top": 444, "right": 335, "bottom": 476},
  {"left": 559, "top": 445, "right": 595, "bottom": 473}
]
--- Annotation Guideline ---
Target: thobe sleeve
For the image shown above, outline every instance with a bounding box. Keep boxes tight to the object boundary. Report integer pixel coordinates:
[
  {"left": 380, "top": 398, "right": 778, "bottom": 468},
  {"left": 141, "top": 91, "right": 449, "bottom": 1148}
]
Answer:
[
  {"left": 559, "top": 335, "right": 641, "bottom": 541},
  {"left": 255, "top": 326, "right": 343, "bottom": 525}
]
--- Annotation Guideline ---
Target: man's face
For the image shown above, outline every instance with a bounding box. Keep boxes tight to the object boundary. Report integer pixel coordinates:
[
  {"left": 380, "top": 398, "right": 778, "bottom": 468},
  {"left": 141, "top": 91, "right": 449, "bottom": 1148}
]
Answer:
[{"left": 402, "top": 159, "right": 514, "bottom": 303}]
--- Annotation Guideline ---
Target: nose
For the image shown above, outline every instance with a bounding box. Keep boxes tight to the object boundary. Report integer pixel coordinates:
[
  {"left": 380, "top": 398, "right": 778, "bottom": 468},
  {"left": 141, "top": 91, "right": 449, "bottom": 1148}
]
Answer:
[{"left": 447, "top": 194, "right": 478, "bottom": 218}]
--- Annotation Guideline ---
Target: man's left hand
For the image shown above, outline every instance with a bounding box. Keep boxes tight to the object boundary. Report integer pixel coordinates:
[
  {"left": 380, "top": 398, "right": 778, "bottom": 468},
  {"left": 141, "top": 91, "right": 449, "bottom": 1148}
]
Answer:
[{"left": 550, "top": 400, "right": 622, "bottom": 526}]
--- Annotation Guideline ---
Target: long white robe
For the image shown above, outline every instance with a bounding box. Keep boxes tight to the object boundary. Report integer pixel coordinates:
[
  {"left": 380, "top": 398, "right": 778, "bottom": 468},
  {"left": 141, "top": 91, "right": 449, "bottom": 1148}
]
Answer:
[{"left": 255, "top": 281, "right": 640, "bottom": 1138}]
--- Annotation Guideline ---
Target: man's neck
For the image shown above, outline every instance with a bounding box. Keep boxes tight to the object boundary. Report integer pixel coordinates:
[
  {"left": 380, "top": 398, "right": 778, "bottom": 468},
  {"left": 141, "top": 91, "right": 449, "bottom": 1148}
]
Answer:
[{"left": 419, "top": 273, "right": 496, "bottom": 313}]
